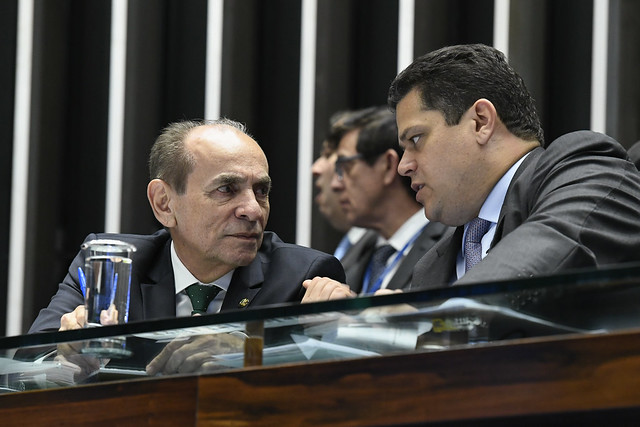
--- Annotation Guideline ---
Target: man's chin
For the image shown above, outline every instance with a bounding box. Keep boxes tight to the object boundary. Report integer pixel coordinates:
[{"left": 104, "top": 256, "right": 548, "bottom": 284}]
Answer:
[
  {"left": 230, "top": 243, "right": 261, "bottom": 265},
  {"left": 232, "top": 252, "right": 259, "bottom": 267}
]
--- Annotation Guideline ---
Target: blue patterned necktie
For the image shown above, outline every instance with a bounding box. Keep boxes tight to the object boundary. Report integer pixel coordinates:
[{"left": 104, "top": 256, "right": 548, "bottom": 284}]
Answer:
[
  {"left": 366, "top": 244, "right": 396, "bottom": 293},
  {"left": 185, "top": 283, "right": 221, "bottom": 316},
  {"left": 464, "top": 218, "right": 492, "bottom": 272}
]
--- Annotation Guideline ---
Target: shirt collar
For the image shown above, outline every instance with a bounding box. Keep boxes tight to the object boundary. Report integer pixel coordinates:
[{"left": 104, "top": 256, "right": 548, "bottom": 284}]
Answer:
[
  {"left": 379, "top": 209, "right": 429, "bottom": 251},
  {"left": 477, "top": 152, "right": 531, "bottom": 224},
  {"left": 346, "top": 226, "right": 368, "bottom": 244},
  {"left": 171, "top": 241, "right": 234, "bottom": 294}
]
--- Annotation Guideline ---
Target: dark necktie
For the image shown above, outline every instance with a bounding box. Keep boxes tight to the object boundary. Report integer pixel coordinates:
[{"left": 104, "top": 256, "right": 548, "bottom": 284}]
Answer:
[
  {"left": 464, "top": 217, "right": 492, "bottom": 272},
  {"left": 366, "top": 244, "right": 396, "bottom": 293},
  {"left": 185, "top": 283, "right": 221, "bottom": 315}
]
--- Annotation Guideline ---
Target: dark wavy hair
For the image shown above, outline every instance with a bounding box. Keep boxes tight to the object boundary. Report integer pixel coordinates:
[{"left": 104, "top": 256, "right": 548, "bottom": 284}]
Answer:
[
  {"left": 388, "top": 44, "right": 544, "bottom": 145},
  {"left": 325, "top": 106, "right": 389, "bottom": 152}
]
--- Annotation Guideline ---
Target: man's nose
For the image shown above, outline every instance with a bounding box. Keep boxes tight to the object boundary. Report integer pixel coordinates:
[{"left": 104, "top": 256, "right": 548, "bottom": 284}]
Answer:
[
  {"left": 398, "top": 152, "right": 415, "bottom": 176},
  {"left": 236, "top": 191, "right": 263, "bottom": 221}
]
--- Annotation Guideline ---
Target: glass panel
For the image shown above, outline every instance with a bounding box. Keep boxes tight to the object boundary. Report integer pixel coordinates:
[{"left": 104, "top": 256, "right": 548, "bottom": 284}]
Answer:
[{"left": 1, "top": 263, "right": 639, "bottom": 394}]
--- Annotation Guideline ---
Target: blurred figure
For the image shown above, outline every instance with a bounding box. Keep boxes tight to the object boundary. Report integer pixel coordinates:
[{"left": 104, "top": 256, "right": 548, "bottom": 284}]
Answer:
[
  {"left": 312, "top": 113, "right": 352, "bottom": 236},
  {"left": 312, "top": 108, "right": 385, "bottom": 263},
  {"left": 331, "top": 110, "right": 449, "bottom": 293}
]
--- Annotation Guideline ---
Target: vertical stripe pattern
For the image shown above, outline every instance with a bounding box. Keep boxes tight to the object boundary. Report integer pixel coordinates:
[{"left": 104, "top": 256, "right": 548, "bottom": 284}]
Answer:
[{"left": 2, "top": 0, "right": 637, "bottom": 335}]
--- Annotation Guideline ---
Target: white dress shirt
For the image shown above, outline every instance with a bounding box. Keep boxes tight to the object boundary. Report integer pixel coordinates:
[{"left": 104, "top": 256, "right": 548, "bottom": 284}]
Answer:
[
  {"left": 171, "top": 242, "right": 234, "bottom": 316},
  {"left": 456, "top": 153, "right": 530, "bottom": 280}
]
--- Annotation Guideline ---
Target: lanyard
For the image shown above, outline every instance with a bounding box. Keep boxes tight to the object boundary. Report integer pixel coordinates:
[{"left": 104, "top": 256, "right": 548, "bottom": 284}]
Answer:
[{"left": 362, "top": 225, "right": 426, "bottom": 294}]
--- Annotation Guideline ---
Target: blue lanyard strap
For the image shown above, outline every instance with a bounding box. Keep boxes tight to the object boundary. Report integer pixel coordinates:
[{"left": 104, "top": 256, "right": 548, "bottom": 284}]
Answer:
[{"left": 362, "top": 225, "right": 426, "bottom": 294}]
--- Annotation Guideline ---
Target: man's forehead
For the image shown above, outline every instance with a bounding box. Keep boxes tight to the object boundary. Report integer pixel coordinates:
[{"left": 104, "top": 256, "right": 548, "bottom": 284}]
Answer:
[
  {"left": 186, "top": 125, "right": 243, "bottom": 148},
  {"left": 338, "top": 128, "right": 360, "bottom": 150}
]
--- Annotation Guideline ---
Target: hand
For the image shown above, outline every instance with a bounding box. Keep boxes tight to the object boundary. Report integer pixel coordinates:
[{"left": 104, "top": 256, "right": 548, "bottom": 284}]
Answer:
[
  {"left": 100, "top": 304, "right": 119, "bottom": 325},
  {"left": 59, "top": 305, "right": 86, "bottom": 331},
  {"left": 60, "top": 304, "right": 120, "bottom": 330},
  {"left": 301, "top": 277, "right": 356, "bottom": 303},
  {"left": 146, "top": 333, "right": 245, "bottom": 376}
]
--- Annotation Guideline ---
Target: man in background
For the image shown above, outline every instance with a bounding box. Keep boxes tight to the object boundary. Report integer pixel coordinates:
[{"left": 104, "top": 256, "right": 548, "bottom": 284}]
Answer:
[
  {"left": 330, "top": 110, "right": 448, "bottom": 293},
  {"left": 312, "top": 109, "right": 377, "bottom": 262}
]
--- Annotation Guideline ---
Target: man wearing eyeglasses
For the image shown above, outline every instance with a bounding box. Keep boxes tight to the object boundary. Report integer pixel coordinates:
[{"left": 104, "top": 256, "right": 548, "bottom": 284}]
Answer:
[
  {"left": 312, "top": 108, "right": 383, "bottom": 265},
  {"left": 319, "top": 109, "right": 449, "bottom": 294}
]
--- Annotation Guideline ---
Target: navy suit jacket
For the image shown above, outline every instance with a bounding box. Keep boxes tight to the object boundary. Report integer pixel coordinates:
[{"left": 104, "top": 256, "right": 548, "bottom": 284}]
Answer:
[
  {"left": 413, "top": 131, "right": 640, "bottom": 289},
  {"left": 29, "top": 230, "right": 345, "bottom": 332}
]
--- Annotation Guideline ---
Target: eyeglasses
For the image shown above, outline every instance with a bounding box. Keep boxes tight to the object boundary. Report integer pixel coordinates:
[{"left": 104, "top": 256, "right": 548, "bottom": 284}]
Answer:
[{"left": 335, "top": 153, "right": 364, "bottom": 180}]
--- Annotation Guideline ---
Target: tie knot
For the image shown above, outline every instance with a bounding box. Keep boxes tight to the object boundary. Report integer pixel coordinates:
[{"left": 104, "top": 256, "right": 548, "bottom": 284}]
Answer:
[
  {"left": 185, "top": 283, "right": 221, "bottom": 315},
  {"left": 372, "top": 244, "right": 396, "bottom": 264}
]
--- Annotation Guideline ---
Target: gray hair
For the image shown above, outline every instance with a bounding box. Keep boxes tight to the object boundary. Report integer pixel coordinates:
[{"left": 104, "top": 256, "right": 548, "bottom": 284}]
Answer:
[{"left": 148, "top": 118, "right": 249, "bottom": 194}]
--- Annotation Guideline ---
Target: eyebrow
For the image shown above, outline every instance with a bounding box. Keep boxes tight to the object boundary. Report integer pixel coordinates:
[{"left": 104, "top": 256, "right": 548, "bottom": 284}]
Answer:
[
  {"left": 254, "top": 176, "right": 272, "bottom": 189},
  {"left": 213, "top": 173, "right": 244, "bottom": 186},
  {"left": 398, "top": 126, "right": 418, "bottom": 143},
  {"left": 212, "top": 173, "right": 272, "bottom": 187}
]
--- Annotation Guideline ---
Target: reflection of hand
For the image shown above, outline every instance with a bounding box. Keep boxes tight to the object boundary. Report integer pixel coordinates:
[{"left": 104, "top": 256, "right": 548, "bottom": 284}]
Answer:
[
  {"left": 146, "top": 333, "right": 245, "bottom": 376},
  {"left": 364, "top": 289, "right": 417, "bottom": 316},
  {"left": 55, "top": 341, "right": 102, "bottom": 383},
  {"left": 302, "top": 277, "right": 356, "bottom": 302},
  {"left": 59, "top": 305, "right": 86, "bottom": 331}
]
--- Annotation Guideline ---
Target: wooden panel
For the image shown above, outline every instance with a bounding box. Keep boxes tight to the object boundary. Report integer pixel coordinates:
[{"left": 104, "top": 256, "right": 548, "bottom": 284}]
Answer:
[
  {"left": 0, "top": 376, "right": 198, "bottom": 426},
  {"left": 2, "top": 329, "right": 640, "bottom": 425},
  {"left": 195, "top": 329, "right": 640, "bottom": 425}
]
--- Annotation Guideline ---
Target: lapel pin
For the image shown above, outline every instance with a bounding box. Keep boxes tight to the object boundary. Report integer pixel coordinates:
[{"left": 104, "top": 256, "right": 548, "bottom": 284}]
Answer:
[{"left": 238, "top": 298, "right": 250, "bottom": 308}]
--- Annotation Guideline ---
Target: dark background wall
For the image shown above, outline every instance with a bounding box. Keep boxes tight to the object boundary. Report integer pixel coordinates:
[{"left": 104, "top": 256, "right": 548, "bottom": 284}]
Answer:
[{"left": 1, "top": 0, "right": 639, "bottom": 334}]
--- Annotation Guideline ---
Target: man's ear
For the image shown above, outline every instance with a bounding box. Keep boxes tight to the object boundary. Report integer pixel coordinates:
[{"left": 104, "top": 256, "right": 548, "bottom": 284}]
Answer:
[
  {"left": 472, "top": 98, "right": 497, "bottom": 146},
  {"left": 381, "top": 149, "right": 400, "bottom": 186},
  {"left": 147, "top": 179, "right": 176, "bottom": 228}
]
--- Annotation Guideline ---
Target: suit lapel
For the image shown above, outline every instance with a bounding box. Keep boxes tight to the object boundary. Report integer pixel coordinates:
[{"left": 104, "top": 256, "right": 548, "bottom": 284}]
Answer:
[
  {"left": 136, "top": 239, "right": 176, "bottom": 321},
  {"left": 412, "top": 226, "right": 462, "bottom": 290},
  {"left": 491, "top": 147, "right": 543, "bottom": 252},
  {"left": 387, "top": 222, "right": 449, "bottom": 290},
  {"left": 342, "top": 231, "right": 378, "bottom": 293},
  {"left": 221, "top": 253, "right": 265, "bottom": 310}
]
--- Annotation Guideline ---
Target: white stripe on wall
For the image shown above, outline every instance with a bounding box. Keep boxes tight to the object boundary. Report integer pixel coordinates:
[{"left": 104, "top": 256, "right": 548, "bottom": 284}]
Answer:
[
  {"left": 590, "top": 0, "right": 609, "bottom": 133},
  {"left": 205, "top": 0, "right": 224, "bottom": 120},
  {"left": 7, "top": 0, "right": 34, "bottom": 336},
  {"left": 493, "top": 0, "right": 510, "bottom": 59},
  {"left": 104, "top": 0, "right": 129, "bottom": 233},
  {"left": 295, "top": 0, "right": 317, "bottom": 247},
  {"left": 397, "top": 0, "right": 415, "bottom": 74}
]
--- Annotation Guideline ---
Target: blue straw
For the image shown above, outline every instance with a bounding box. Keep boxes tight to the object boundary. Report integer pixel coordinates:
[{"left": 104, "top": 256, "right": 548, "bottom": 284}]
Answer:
[{"left": 78, "top": 267, "right": 87, "bottom": 297}]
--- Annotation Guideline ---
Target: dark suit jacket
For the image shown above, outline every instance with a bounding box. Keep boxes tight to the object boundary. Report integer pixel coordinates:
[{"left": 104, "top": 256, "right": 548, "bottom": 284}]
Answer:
[
  {"left": 341, "top": 222, "right": 449, "bottom": 293},
  {"left": 28, "top": 230, "right": 345, "bottom": 332},
  {"left": 413, "top": 131, "right": 640, "bottom": 289}
]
